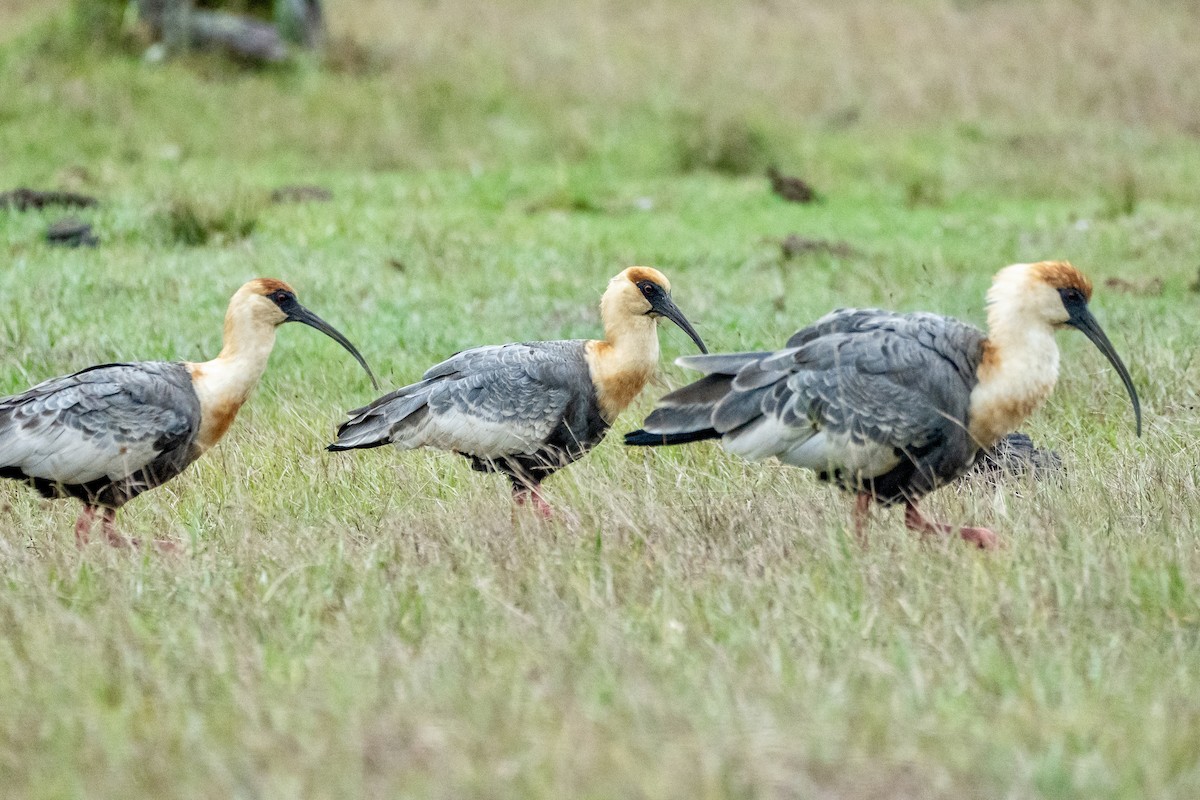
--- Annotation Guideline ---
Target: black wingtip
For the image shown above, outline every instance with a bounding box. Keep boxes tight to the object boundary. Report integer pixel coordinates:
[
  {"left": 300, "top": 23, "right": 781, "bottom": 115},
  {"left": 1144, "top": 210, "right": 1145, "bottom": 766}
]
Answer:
[
  {"left": 326, "top": 438, "right": 392, "bottom": 452},
  {"left": 624, "top": 428, "right": 720, "bottom": 447},
  {"left": 624, "top": 429, "right": 660, "bottom": 447}
]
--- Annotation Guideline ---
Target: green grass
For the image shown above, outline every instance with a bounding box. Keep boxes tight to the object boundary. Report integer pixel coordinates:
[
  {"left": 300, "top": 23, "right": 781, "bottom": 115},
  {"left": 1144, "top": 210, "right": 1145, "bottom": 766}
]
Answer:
[{"left": 2, "top": 2, "right": 1200, "bottom": 797}]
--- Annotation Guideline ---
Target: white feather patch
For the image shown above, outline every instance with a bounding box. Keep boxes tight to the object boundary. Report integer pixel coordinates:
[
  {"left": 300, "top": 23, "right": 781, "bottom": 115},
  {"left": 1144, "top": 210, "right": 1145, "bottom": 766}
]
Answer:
[
  {"left": 402, "top": 407, "right": 550, "bottom": 458},
  {"left": 1, "top": 423, "right": 162, "bottom": 484}
]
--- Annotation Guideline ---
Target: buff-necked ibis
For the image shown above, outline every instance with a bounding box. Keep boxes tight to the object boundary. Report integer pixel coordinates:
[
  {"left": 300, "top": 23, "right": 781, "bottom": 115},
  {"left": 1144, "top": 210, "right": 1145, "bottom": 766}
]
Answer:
[
  {"left": 0, "top": 279, "right": 377, "bottom": 549},
  {"left": 626, "top": 261, "right": 1141, "bottom": 548},
  {"left": 328, "top": 267, "right": 707, "bottom": 517}
]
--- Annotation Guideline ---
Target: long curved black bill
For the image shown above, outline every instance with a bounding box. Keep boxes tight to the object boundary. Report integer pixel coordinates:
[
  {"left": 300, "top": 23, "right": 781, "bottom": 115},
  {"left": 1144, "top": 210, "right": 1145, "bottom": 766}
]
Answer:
[
  {"left": 651, "top": 295, "right": 708, "bottom": 354},
  {"left": 1068, "top": 305, "right": 1141, "bottom": 436},
  {"left": 287, "top": 304, "right": 381, "bottom": 390}
]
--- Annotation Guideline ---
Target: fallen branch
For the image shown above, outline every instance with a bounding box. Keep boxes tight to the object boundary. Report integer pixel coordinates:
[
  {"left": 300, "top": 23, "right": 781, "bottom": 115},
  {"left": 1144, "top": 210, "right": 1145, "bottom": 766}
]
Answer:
[{"left": 0, "top": 188, "right": 98, "bottom": 212}]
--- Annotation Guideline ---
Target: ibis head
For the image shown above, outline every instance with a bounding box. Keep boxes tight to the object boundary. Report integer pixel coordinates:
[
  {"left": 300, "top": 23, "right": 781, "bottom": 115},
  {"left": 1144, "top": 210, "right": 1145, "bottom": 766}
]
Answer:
[
  {"left": 233, "top": 279, "right": 380, "bottom": 389},
  {"left": 989, "top": 261, "right": 1141, "bottom": 436},
  {"left": 602, "top": 267, "right": 707, "bottom": 354}
]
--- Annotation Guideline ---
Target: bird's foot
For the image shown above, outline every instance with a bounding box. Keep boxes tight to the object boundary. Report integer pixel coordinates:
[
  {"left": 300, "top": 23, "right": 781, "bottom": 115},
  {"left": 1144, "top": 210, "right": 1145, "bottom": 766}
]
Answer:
[
  {"left": 102, "top": 526, "right": 141, "bottom": 549},
  {"left": 101, "top": 509, "right": 133, "bottom": 549},
  {"left": 957, "top": 526, "right": 998, "bottom": 550},
  {"left": 99, "top": 510, "right": 181, "bottom": 554},
  {"left": 904, "top": 503, "right": 999, "bottom": 550},
  {"left": 101, "top": 530, "right": 182, "bottom": 554}
]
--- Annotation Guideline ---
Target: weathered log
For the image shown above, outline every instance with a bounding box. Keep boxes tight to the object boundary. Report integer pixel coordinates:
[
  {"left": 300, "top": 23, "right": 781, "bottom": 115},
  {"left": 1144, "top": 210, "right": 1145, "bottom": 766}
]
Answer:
[
  {"left": 135, "top": 0, "right": 325, "bottom": 64},
  {"left": 270, "top": 185, "right": 333, "bottom": 204},
  {"left": 186, "top": 10, "right": 288, "bottom": 62},
  {"left": 0, "top": 188, "right": 99, "bottom": 211}
]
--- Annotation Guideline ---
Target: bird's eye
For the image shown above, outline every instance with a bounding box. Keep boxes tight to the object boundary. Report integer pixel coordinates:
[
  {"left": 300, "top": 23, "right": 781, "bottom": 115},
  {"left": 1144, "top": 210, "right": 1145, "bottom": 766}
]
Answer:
[
  {"left": 1057, "top": 286, "right": 1085, "bottom": 307},
  {"left": 273, "top": 290, "right": 289, "bottom": 303},
  {"left": 640, "top": 282, "right": 656, "bottom": 297}
]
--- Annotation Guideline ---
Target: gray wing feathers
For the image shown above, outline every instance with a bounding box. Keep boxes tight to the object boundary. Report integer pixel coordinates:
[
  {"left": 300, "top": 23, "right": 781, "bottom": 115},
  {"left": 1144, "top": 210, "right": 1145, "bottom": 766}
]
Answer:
[
  {"left": 783, "top": 308, "right": 983, "bottom": 380},
  {"left": 645, "top": 311, "right": 986, "bottom": 478},
  {"left": 642, "top": 373, "right": 735, "bottom": 435},
  {"left": 644, "top": 351, "right": 775, "bottom": 434},
  {"left": 675, "top": 351, "right": 772, "bottom": 375},
  {"left": 0, "top": 362, "right": 198, "bottom": 484},
  {"left": 785, "top": 308, "right": 941, "bottom": 348},
  {"left": 333, "top": 341, "right": 591, "bottom": 457}
]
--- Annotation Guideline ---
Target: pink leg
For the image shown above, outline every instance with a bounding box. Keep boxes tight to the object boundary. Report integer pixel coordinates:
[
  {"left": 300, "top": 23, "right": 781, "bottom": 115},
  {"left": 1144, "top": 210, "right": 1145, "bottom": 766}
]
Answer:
[
  {"left": 852, "top": 492, "right": 872, "bottom": 547},
  {"left": 511, "top": 485, "right": 527, "bottom": 525},
  {"left": 904, "top": 501, "right": 998, "bottom": 550},
  {"left": 101, "top": 508, "right": 135, "bottom": 548},
  {"left": 511, "top": 483, "right": 553, "bottom": 520},
  {"left": 74, "top": 505, "right": 97, "bottom": 546},
  {"left": 528, "top": 487, "right": 553, "bottom": 520}
]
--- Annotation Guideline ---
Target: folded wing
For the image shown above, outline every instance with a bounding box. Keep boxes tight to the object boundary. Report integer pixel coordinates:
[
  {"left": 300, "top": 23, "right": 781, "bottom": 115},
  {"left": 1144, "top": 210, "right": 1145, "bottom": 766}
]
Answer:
[
  {"left": 0, "top": 362, "right": 200, "bottom": 487},
  {"left": 630, "top": 309, "right": 987, "bottom": 498},
  {"left": 330, "top": 341, "right": 593, "bottom": 459}
]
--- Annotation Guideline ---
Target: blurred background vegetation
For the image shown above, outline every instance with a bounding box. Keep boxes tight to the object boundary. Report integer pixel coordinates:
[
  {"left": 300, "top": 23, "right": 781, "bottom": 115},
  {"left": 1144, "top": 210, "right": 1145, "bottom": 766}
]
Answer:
[
  {"left": 3, "top": 4, "right": 1200, "bottom": 799},
  {"left": 1, "top": 0, "right": 1198, "bottom": 197}
]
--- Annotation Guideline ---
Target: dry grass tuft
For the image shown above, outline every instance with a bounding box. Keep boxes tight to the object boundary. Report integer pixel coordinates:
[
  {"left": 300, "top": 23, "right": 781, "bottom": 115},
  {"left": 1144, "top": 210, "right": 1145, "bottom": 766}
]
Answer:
[
  {"left": 160, "top": 191, "right": 263, "bottom": 246},
  {"left": 330, "top": 0, "right": 1200, "bottom": 134},
  {"left": 672, "top": 112, "right": 776, "bottom": 175}
]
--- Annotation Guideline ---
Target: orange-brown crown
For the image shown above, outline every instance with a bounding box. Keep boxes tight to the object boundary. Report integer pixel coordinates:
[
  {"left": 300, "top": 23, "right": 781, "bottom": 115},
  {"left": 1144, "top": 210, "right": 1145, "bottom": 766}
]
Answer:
[
  {"left": 246, "top": 278, "right": 296, "bottom": 296},
  {"left": 622, "top": 266, "right": 670, "bottom": 292},
  {"left": 1030, "top": 261, "right": 1092, "bottom": 301}
]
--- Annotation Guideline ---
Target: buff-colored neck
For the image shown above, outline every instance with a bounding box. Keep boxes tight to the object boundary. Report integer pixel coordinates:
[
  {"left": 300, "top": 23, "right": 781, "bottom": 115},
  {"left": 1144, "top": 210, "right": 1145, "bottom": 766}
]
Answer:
[
  {"left": 584, "top": 289, "right": 661, "bottom": 423},
  {"left": 185, "top": 304, "right": 279, "bottom": 453},
  {"left": 967, "top": 279, "right": 1061, "bottom": 448}
]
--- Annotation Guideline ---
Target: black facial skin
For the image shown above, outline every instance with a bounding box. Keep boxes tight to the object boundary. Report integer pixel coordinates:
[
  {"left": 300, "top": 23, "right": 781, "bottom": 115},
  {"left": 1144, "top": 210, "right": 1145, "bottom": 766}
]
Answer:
[
  {"left": 1057, "top": 287, "right": 1141, "bottom": 436},
  {"left": 268, "top": 290, "right": 380, "bottom": 389},
  {"left": 636, "top": 280, "right": 707, "bottom": 354}
]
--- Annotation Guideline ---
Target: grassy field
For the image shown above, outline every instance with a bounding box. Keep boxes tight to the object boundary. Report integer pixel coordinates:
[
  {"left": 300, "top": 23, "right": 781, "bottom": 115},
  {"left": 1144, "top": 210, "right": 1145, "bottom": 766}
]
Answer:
[{"left": 2, "top": 1, "right": 1200, "bottom": 797}]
